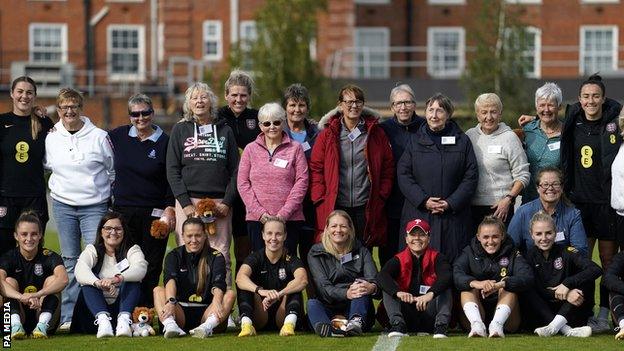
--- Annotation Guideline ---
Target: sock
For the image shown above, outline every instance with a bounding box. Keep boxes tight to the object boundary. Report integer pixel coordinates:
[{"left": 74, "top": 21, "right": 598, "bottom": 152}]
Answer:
[
  {"left": 241, "top": 316, "right": 253, "bottom": 325},
  {"left": 38, "top": 312, "right": 52, "bottom": 325},
  {"left": 548, "top": 314, "right": 568, "bottom": 333},
  {"left": 491, "top": 304, "right": 511, "bottom": 326},
  {"left": 462, "top": 302, "right": 482, "bottom": 324},
  {"left": 10, "top": 314, "right": 21, "bottom": 327},
  {"left": 597, "top": 307, "right": 609, "bottom": 320},
  {"left": 284, "top": 313, "right": 297, "bottom": 326},
  {"left": 162, "top": 316, "right": 177, "bottom": 327},
  {"left": 560, "top": 325, "right": 572, "bottom": 335},
  {"left": 202, "top": 314, "right": 219, "bottom": 330}
]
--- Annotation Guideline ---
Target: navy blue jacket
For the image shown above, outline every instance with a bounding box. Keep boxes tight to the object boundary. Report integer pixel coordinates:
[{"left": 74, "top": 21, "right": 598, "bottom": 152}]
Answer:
[
  {"left": 397, "top": 120, "right": 478, "bottom": 261},
  {"left": 284, "top": 118, "right": 319, "bottom": 160}
]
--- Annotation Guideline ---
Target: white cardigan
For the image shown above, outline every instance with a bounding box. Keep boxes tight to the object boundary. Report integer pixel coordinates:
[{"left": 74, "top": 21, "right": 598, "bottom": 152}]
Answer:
[{"left": 612, "top": 143, "right": 624, "bottom": 216}]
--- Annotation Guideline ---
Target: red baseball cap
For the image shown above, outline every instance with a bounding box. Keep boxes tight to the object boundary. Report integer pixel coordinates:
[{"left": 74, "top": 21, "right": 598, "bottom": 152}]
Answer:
[{"left": 405, "top": 218, "right": 431, "bottom": 235}]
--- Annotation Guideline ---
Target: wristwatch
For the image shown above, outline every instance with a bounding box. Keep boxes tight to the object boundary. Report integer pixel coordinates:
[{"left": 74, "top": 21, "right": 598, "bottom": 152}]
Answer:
[
  {"left": 167, "top": 297, "right": 177, "bottom": 305},
  {"left": 255, "top": 286, "right": 263, "bottom": 295}
]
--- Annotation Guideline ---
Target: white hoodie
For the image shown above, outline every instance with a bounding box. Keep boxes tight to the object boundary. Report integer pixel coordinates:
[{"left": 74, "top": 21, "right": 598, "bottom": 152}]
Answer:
[
  {"left": 611, "top": 143, "right": 624, "bottom": 216},
  {"left": 45, "top": 116, "right": 115, "bottom": 206}
]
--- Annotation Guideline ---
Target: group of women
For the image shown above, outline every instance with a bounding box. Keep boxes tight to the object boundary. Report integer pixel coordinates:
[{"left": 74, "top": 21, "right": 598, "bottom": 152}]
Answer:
[{"left": 0, "top": 70, "right": 623, "bottom": 341}]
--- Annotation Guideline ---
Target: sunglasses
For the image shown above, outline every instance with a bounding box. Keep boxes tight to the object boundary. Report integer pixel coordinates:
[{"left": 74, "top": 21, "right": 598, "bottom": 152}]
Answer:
[
  {"left": 129, "top": 109, "right": 153, "bottom": 118},
  {"left": 260, "top": 120, "right": 282, "bottom": 127}
]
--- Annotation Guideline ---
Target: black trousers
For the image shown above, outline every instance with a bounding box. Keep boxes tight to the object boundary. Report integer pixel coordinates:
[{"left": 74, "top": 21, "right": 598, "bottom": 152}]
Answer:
[
  {"left": 520, "top": 286, "right": 593, "bottom": 329},
  {"left": 382, "top": 290, "right": 452, "bottom": 332}
]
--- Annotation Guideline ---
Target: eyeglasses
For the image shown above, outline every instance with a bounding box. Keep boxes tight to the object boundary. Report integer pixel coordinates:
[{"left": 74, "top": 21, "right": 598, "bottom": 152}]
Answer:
[
  {"left": 393, "top": 100, "right": 415, "bottom": 108},
  {"left": 260, "top": 120, "right": 283, "bottom": 127},
  {"left": 342, "top": 100, "right": 364, "bottom": 107},
  {"left": 129, "top": 109, "right": 153, "bottom": 118},
  {"left": 58, "top": 105, "right": 81, "bottom": 111},
  {"left": 538, "top": 182, "right": 562, "bottom": 190},
  {"left": 102, "top": 226, "right": 124, "bottom": 232}
]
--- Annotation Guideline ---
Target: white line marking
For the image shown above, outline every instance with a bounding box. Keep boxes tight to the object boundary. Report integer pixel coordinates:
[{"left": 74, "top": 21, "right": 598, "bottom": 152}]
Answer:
[{"left": 371, "top": 335, "right": 401, "bottom": 351}]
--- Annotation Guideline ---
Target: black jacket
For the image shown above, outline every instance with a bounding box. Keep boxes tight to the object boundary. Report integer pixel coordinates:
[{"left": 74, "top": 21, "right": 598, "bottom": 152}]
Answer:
[
  {"left": 217, "top": 106, "right": 260, "bottom": 149},
  {"left": 525, "top": 244, "right": 601, "bottom": 301},
  {"left": 603, "top": 251, "right": 624, "bottom": 295},
  {"left": 453, "top": 236, "right": 533, "bottom": 292}
]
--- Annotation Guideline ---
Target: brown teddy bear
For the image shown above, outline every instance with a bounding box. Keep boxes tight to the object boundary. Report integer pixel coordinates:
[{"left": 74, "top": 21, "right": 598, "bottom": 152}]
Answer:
[
  {"left": 131, "top": 307, "right": 156, "bottom": 337},
  {"left": 195, "top": 198, "right": 218, "bottom": 235}
]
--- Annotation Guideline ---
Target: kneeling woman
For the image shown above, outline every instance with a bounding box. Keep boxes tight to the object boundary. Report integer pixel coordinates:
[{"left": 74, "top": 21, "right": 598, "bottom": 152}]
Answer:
[
  {"left": 154, "top": 217, "right": 236, "bottom": 338},
  {"left": 75, "top": 212, "right": 148, "bottom": 338},
  {"left": 307, "top": 210, "right": 379, "bottom": 337},
  {"left": 604, "top": 248, "right": 624, "bottom": 340},
  {"left": 235, "top": 218, "right": 307, "bottom": 337},
  {"left": 524, "top": 211, "right": 599, "bottom": 338},
  {"left": 0, "top": 212, "right": 68, "bottom": 339},
  {"left": 454, "top": 216, "right": 533, "bottom": 338}
]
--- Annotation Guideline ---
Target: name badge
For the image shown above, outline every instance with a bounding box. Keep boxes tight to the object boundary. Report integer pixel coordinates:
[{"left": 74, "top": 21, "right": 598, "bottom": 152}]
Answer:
[
  {"left": 347, "top": 128, "right": 362, "bottom": 142},
  {"left": 301, "top": 141, "right": 311, "bottom": 152},
  {"left": 441, "top": 136, "right": 456, "bottom": 145},
  {"left": 151, "top": 208, "right": 164, "bottom": 218},
  {"left": 555, "top": 231, "right": 565, "bottom": 242},
  {"left": 198, "top": 124, "right": 213, "bottom": 135},
  {"left": 487, "top": 145, "right": 502, "bottom": 154},
  {"left": 419, "top": 285, "right": 431, "bottom": 294},
  {"left": 340, "top": 252, "right": 353, "bottom": 264},
  {"left": 115, "top": 258, "right": 130, "bottom": 273},
  {"left": 547, "top": 141, "right": 561, "bottom": 151},
  {"left": 273, "top": 158, "right": 288, "bottom": 168}
]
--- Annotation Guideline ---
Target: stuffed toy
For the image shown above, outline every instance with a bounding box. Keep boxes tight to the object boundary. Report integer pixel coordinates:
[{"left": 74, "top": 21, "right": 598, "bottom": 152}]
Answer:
[
  {"left": 150, "top": 211, "right": 174, "bottom": 239},
  {"left": 131, "top": 307, "right": 156, "bottom": 337},
  {"left": 196, "top": 198, "right": 218, "bottom": 235}
]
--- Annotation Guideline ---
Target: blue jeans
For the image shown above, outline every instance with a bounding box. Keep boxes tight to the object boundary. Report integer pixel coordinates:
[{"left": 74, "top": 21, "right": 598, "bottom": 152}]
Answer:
[
  {"left": 82, "top": 282, "right": 141, "bottom": 318},
  {"left": 307, "top": 296, "right": 373, "bottom": 331},
  {"left": 52, "top": 199, "right": 108, "bottom": 323}
]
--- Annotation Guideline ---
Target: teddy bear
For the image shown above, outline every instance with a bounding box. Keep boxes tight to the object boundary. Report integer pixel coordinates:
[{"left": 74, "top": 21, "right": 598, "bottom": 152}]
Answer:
[
  {"left": 131, "top": 307, "right": 156, "bottom": 337},
  {"left": 195, "top": 198, "right": 218, "bottom": 235}
]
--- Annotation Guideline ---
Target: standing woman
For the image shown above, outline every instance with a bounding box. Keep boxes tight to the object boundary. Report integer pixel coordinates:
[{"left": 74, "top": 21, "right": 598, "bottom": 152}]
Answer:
[
  {"left": 310, "top": 85, "right": 394, "bottom": 248},
  {"left": 560, "top": 74, "right": 623, "bottom": 332},
  {"left": 398, "top": 93, "right": 478, "bottom": 262},
  {"left": 378, "top": 84, "right": 424, "bottom": 265},
  {"left": 74, "top": 212, "right": 147, "bottom": 338},
  {"left": 612, "top": 113, "right": 624, "bottom": 250},
  {"left": 0, "top": 77, "right": 53, "bottom": 255},
  {"left": 109, "top": 93, "right": 175, "bottom": 307},
  {"left": 466, "top": 93, "right": 530, "bottom": 230},
  {"left": 238, "top": 102, "right": 308, "bottom": 254},
  {"left": 0, "top": 211, "right": 68, "bottom": 339},
  {"left": 44, "top": 87, "right": 115, "bottom": 330}
]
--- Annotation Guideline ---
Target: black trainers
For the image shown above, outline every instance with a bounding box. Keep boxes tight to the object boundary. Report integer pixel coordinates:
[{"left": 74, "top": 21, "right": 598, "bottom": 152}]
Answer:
[
  {"left": 433, "top": 324, "right": 448, "bottom": 338},
  {"left": 387, "top": 323, "right": 408, "bottom": 338},
  {"left": 345, "top": 316, "right": 363, "bottom": 336},
  {"left": 314, "top": 323, "right": 345, "bottom": 338}
]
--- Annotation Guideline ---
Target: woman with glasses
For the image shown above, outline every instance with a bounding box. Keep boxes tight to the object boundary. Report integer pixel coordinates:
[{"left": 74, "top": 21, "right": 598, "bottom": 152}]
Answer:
[
  {"left": 238, "top": 103, "right": 308, "bottom": 254},
  {"left": 44, "top": 87, "right": 115, "bottom": 331},
  {"left": 108, "top": 93, "right": 175, "bottom": 307},
  {"left": 310, "top": 84, "right": 394, "bottom": 248},
  {"left": 75, "top": 212, "right": 147, "bottom": 338},
  {"left": 0, "top": 77, "right": 53, "bottom": 256},
  {"left": 508, "top": 167, "right": 588, "bottom": 257}
]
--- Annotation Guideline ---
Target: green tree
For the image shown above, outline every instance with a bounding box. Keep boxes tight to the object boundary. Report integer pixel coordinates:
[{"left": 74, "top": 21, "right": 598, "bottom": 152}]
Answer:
[
  {"left": 229, "top": 0, "right": 333, "bottom": 118},
  {"left": 461, "top": 0, "right": 534, "bottom": 123}
]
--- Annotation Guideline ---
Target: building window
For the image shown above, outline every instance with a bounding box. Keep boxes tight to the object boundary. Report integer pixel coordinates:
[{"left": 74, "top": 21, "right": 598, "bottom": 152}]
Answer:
[
  {"left": 203, "top": 20, "right": 222, "bottom": 61},
  {"left": 505, "top": 0, "right": 541, "bottom": 3},
  {"left": 505, "top": 26, "right": 541, "bottom": 78},
  {"left": 355, "top": 0, "right": 390, "bottom": 4},
  {"left": 427, "top": 0, "right": 466, "bottom": 4},
  {"left": 427, "top": 27, "right": 465, "bottom": 78},
  {"left": 29, "top": 23, "right": 68, "bottom": 63},
  {"left": 580, "top": 0, "right": 619, "bottom": 3},
  {"left": 354, "top": 27, "right": 389, "bottom": 78},
  {"left": 580, "top": 26, "right": 618, "bottom": 75},
  {"left": 107, "top": 25, "right": 145, "bottom": 80},
  {"left": 239, "top": 21, "right": 257, "bottom": 70}
]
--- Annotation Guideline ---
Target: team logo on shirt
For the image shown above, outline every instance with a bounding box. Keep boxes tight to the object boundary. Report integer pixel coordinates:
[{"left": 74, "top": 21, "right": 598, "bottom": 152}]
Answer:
[
  {"left": 188, "top": 294, "right": 203, "bottom": 302},
  {"left": 148, "top": 149, "right": 156, "bottom": 159},
  {"left": 246, "top": 119, "right": 257, "bottom": 130},
  {"left": 498, "top": 257, "right": 509, "bottom": 267},
  {"left": 606, "top": 122, "right": 617, "bottom": 133},
  {"left": 553, "top": 257, "right": 563, "bottom": 270},
  {"left": 0, "top": 207, "right": 6, "bottom": 217},
  {"left": 15, "top": 141, "right": 29, "bottom": 163},
  {"left": 279, "top": 268, "right": 287, "bottom": 280},
  {"left": 24, "top": 285, "right": 37, "bottom": 293},
  {"left": 43, "top": 249, "right": 51, "bottom": 256},
  {"left": 34, "top": 263, "right": 43, "bottom": 276},
  {"left": 500, "top": 268, "right": 507, "bottom": 278}
]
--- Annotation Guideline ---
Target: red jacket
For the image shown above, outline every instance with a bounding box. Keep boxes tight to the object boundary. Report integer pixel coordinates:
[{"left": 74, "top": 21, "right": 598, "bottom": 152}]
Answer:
[
  {"left": 310, "top": 113, "right": 394, "bottom": 246},
  {"left": 395, "top": 247, "right": 438, "bottom": 291}
]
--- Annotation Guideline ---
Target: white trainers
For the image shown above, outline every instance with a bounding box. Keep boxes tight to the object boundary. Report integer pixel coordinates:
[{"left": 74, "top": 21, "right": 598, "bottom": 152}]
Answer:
[
  {"left": 468, "top": 321, "right": 487, "bottom": 337},
  {"left": 534, "top": 325, "right": 557, "bottom": 337},
  {"left": 227, "top": 315, "right": 237, "bottom": 329},
  {"left": 565, "top": 326, "right": 592, "bottom": 338},
  {"left": 115, "top": 315, "right": 133, "bottom": 337},
  {"left": 95, "top": 315, "right": 114, "bottom": 338},
  {"left": 58, "top": 321, "right": 71, "bottom": 333},
  {"left": 190, "top": 324, "right": 213, "bottom": 338},
  {"left": 488, "top": 321, "right": 505, "bottom": 338},
  {"left": 163, "top": 323, "right": 186, "bottom": 338},
  {"left": 587, "top": 317, "right": 610, "bottom": 334}
]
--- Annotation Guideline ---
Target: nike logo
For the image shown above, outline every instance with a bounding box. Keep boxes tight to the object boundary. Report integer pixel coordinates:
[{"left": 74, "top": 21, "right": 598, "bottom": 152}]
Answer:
[
  {"left": 260, "top": 270, "right": 267, "bottom": 274},
  {"left": 15, "top": 269, "right": 22, "bottom": 272},
  {"left": 4, "top": 124, "right": 13, "bottom": 128}
]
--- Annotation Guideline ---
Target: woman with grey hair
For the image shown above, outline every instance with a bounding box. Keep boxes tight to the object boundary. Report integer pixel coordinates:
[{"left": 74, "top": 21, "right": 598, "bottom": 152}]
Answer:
[
  {"left": 166, "top": 82, "right": 240, "bottom": 294},
  {"left": 519, "top": 82, "right": 564, "bottom": 203},
  {"left": 237, "top": 102, "right": 309, "bottom": 253},
  {"left": 108, "top": 93, "right": 175, "bottom": 307}
]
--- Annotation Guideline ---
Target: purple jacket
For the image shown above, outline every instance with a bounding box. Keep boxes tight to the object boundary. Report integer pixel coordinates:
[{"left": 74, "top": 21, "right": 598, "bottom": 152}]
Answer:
[{"left": 237, "top": 132, "right": 309, "bottom": 221}]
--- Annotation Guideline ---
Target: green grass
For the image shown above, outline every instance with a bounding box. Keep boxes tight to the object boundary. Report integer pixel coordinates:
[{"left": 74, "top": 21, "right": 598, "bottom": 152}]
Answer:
[{"left": 15, "top": 231, "right": 619, "bottom": 350}]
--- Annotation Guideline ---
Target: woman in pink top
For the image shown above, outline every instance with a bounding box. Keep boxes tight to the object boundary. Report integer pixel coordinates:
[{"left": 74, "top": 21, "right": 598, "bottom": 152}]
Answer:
[{"left": 238, "top": 102, "right": 309, "bottom": 255}]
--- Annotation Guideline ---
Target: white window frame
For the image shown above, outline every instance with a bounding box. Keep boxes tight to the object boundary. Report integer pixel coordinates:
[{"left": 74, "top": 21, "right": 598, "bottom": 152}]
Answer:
[
  {"left": 29, "top": 23, "right": 68, "bottom": 63},
  {"left": 202, "top": 20, "right": 222, "bottom": 61},
  {"left": 427, "top": 27, "right": 465, "bottom": 78},
  {"left": 579, "top": 25, "right": 618, "bottom": 75},
  {"left": 107, "top": 24, "right": 145, "bottom": 81},
  {"left": 508, "top": 26, "right": 541, "bottom": 78},
  {"left": 355, "top": 0, "right": 390, "bottom": 4},
  {"left": 354, "top": 27, "right": 390, "bottom": 78},
  {"left": 427, "top": 0, "right": 466, "bottom": 4},
  {"left": 580, "top": 0, "right": 619, "bottom": 3},
  {"left": 505, "top": 0, "right": 541, "bottom": 3},
  {"left": 239, "top": 20, "right": 257, "bottom": 49}
]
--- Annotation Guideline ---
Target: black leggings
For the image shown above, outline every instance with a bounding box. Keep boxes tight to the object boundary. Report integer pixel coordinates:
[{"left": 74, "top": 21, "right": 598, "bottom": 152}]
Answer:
[
  {"left": 610, "top": 293, "right": 624, "bottom": 325},
  {"left": 520, "top": 287, "right": 592, "bottom": 329}
]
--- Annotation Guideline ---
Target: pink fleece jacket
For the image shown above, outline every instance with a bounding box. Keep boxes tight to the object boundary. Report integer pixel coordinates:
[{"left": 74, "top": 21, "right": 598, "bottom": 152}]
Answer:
[{"left": 237, "top": 132, "right": 309, "bottom": 221}]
